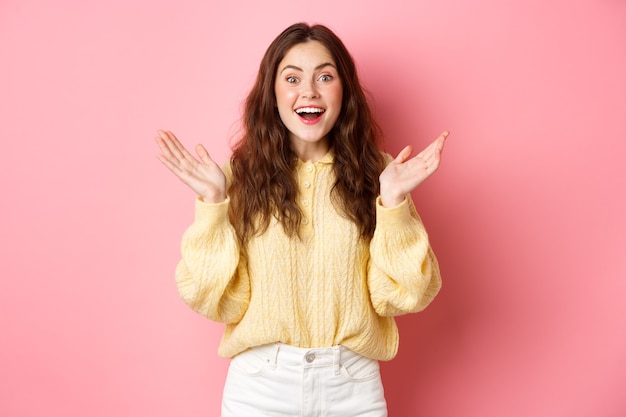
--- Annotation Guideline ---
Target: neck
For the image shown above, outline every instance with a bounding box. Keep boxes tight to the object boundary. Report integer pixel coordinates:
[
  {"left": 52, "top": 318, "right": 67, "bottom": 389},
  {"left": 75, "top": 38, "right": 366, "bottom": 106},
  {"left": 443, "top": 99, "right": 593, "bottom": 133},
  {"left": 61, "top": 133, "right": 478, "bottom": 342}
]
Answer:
[{"left": 291, "top": 140, "right": 330, "bottom": 163}]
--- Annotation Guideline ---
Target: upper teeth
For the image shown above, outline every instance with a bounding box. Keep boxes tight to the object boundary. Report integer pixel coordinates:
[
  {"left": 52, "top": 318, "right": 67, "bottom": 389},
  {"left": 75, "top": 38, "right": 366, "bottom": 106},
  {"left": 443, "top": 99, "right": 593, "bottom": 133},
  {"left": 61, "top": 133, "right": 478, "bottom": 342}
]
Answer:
[{"left": 296, "top": 107, "right": 324, "bottom": 114}]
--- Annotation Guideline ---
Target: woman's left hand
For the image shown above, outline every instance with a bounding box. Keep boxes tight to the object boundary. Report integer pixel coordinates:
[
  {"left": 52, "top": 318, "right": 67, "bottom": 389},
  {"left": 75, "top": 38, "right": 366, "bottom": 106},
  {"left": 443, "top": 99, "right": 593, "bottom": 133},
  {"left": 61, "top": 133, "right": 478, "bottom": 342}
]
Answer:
[{"left": 379, "top": 131, "right": 449, "bottom": 208}]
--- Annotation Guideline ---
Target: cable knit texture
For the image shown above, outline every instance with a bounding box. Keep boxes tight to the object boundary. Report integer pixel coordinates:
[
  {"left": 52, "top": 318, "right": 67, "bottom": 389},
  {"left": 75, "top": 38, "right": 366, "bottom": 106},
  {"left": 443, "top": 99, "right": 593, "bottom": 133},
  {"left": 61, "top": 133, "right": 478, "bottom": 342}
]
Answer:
[{"left": 175, "top": 151, "right": 441, "bottom": 361}]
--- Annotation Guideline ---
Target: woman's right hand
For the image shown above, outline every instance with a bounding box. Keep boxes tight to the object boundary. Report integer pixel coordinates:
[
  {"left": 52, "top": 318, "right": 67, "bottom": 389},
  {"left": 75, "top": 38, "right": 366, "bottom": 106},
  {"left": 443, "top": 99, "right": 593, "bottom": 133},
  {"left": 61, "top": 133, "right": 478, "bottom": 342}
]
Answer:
[{"left": 155, "top": 130, "right": 227, "bottom": 203}]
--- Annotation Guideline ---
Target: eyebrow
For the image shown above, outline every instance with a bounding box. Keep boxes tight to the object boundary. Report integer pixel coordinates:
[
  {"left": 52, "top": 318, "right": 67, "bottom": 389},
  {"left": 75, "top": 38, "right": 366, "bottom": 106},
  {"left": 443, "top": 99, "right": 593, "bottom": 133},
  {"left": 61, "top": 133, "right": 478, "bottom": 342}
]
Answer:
[{"left": 279, "top": 62, "right": 337, "bottom": 74}]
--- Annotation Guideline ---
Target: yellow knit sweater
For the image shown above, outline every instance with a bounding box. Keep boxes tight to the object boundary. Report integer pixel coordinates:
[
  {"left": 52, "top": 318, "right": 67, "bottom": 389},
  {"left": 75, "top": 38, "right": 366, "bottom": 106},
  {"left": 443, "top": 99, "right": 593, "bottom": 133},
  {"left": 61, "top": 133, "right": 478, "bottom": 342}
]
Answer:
[{"left": 175, "top": 151, "right": 441, "bottom": 361}]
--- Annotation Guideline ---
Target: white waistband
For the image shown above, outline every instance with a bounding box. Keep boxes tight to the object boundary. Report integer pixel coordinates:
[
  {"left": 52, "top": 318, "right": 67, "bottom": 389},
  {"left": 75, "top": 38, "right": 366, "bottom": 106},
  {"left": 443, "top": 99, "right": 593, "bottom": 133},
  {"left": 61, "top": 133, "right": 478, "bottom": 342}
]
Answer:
[{"left": 241, "top": 343, "right": 366, "bottom": 369}]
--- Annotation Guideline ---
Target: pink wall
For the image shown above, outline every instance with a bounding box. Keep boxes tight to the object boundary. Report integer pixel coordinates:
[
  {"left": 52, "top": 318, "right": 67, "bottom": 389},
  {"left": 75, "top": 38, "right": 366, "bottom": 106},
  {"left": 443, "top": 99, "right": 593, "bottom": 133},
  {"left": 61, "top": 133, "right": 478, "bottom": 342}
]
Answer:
[{"left": 1, "top": 0, "right": 625, "bottom": 416}]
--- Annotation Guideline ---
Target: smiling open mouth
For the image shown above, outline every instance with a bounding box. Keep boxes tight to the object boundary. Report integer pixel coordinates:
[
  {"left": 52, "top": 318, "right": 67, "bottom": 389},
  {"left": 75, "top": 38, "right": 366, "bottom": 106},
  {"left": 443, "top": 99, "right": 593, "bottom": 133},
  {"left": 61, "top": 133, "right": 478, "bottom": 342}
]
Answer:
[{"left": 295, "top": 107, "right": 325, "bottom": 120}]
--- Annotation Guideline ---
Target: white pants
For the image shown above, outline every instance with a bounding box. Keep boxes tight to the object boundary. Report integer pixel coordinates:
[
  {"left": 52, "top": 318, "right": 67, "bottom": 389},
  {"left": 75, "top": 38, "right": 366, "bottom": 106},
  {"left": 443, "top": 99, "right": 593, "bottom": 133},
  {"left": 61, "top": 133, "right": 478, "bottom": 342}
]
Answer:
[{"left": 221, "top": 343, "right": 388, "bottom": 417}]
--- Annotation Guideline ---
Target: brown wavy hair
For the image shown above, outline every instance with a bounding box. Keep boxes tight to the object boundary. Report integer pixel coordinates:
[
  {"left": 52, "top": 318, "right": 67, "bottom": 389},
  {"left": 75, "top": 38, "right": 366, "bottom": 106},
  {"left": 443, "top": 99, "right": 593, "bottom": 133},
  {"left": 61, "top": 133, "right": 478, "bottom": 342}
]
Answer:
[{"left": 229, "top": 22, "right": 385, "bottom": 243}]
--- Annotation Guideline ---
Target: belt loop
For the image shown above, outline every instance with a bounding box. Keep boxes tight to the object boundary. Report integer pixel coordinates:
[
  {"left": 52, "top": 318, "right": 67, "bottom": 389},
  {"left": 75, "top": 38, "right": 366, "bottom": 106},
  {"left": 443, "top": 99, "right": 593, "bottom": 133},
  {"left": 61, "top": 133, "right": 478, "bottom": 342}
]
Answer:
[
  {"left": 332, "top": 346, "right": 341, "bottom": 375},
  {"left": 268, "top": 343, "right": 279, "bottom": 369}
]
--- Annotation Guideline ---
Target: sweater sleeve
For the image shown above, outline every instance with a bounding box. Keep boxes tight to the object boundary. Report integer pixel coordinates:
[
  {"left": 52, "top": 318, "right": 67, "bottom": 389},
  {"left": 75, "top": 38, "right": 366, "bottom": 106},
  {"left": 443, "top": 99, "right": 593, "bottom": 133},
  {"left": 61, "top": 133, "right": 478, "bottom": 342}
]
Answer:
[
  {"left": 367, "top": 195, "right": 442, "bottom": 317},
  {"left": 175, "top": 197, "right": 250, "bottom": 324}
]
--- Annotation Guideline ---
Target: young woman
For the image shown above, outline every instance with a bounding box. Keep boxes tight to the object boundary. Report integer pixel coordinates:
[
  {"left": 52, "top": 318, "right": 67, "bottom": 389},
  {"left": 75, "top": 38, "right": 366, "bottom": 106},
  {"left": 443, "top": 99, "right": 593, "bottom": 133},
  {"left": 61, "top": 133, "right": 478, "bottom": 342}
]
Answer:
[{"left": 156, "top": 22, "right": 448, "bottom": 417}]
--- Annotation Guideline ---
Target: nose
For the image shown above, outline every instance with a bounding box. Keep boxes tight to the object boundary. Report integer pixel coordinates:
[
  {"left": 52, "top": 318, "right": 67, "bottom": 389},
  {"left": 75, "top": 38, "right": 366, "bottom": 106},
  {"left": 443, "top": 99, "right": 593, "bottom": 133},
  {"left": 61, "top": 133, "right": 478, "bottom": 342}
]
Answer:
[{"left": 301, "top": 79, "right": 319, "bottom": 99}]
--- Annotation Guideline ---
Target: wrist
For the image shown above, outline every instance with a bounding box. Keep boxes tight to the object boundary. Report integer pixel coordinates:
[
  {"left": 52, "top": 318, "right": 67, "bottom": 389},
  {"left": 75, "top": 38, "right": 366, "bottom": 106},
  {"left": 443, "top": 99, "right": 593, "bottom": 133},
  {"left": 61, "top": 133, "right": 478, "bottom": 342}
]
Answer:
[
  {"left": 379, "top": 194, "right": 405, "bottom": 208},
  {"left": 200, "top": 192, "right": 226, "bottom": 204}
]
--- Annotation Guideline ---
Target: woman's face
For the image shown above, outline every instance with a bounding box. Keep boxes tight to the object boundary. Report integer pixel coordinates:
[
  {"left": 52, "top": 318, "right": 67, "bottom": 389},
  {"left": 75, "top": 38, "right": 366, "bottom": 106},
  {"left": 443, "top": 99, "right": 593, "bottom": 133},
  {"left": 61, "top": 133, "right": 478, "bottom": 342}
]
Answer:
[{"left": 274, "top": 41, "right": 343, "bottom": 158}]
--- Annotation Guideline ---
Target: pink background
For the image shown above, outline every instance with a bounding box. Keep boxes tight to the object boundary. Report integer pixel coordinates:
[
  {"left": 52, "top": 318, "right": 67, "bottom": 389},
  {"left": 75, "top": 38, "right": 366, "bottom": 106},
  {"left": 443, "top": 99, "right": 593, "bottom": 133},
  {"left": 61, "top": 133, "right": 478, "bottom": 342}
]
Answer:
[{"left": 1, "top": 0, "right": 625, "bottom": 416}]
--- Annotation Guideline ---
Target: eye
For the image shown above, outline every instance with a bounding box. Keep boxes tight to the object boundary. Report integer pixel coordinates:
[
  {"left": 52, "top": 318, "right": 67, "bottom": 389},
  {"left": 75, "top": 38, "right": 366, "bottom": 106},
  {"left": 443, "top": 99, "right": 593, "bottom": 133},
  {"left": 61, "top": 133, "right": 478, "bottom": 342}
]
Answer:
[
  {"left": 286, "top": 76, "right": 299, "bottom": 83},
  {"left": 319, "top": 74, "right": 333, "bottom": 82}
]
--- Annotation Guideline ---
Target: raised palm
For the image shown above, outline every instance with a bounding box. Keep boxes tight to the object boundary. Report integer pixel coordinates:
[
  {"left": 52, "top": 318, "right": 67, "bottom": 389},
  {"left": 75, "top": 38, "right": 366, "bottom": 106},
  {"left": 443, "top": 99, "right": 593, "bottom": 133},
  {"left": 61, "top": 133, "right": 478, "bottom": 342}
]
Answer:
[
  {"left": 379, "top": 131, "right": 449, "bottom": 207},
  {"left": 155, "top": 130, "right": 227, "bottom": 203}
]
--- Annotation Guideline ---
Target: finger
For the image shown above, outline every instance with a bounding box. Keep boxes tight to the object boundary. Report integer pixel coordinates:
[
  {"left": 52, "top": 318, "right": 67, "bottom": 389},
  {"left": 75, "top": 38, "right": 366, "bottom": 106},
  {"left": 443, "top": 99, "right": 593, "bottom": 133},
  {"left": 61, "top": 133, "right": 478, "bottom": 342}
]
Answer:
[
  {"left": 436, "top": 130, "right": 449, "bottom": 153},
  {"left": 417, "top": 131, "right": 448, "bottom": 160},
  {"left": 160, "top": 130, "right": 195, "bottom": 162},
  {"left": 433, "top": 131, "right": 449, "bottom": 158},
  {"left": 427, "top": 150, "right": 441, "bottom": 170},
  {"left": 156, "top": 152, "right": 186, "bottom": 178},
  {"left": 416, "top": 141, "right": 438, "bottom": 161},
  {"left": 195, "top": 144, "right": 215, "bottom": 166},
  {"left": 425, "top": 140, "right": 446, "bottom": 173},
  {"left": 156, "top": 130, "right": 183, "bottom": 162},
  {"left": 156, "top": 131, "right": 200, "bottom": 177},
  {"left": 394, "top": 145, "right": 413, "bottom": 164},
  {"left": 155, "top": 134, "right": 181, "bottom": 164}
]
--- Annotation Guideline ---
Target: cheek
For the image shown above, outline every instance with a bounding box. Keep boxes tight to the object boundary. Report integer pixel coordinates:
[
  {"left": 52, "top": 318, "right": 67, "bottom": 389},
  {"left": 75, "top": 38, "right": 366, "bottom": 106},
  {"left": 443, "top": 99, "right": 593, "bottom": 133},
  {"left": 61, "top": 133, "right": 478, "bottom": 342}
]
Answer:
[
  {"left": 276, "top": 84, "right": 296, "bottom": 101},
  {"left": 329, "top": 84, "right": 343, "bottom": 107},
  {"left": 274, "top": 88, "right": 293, "bottom": 123}
]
